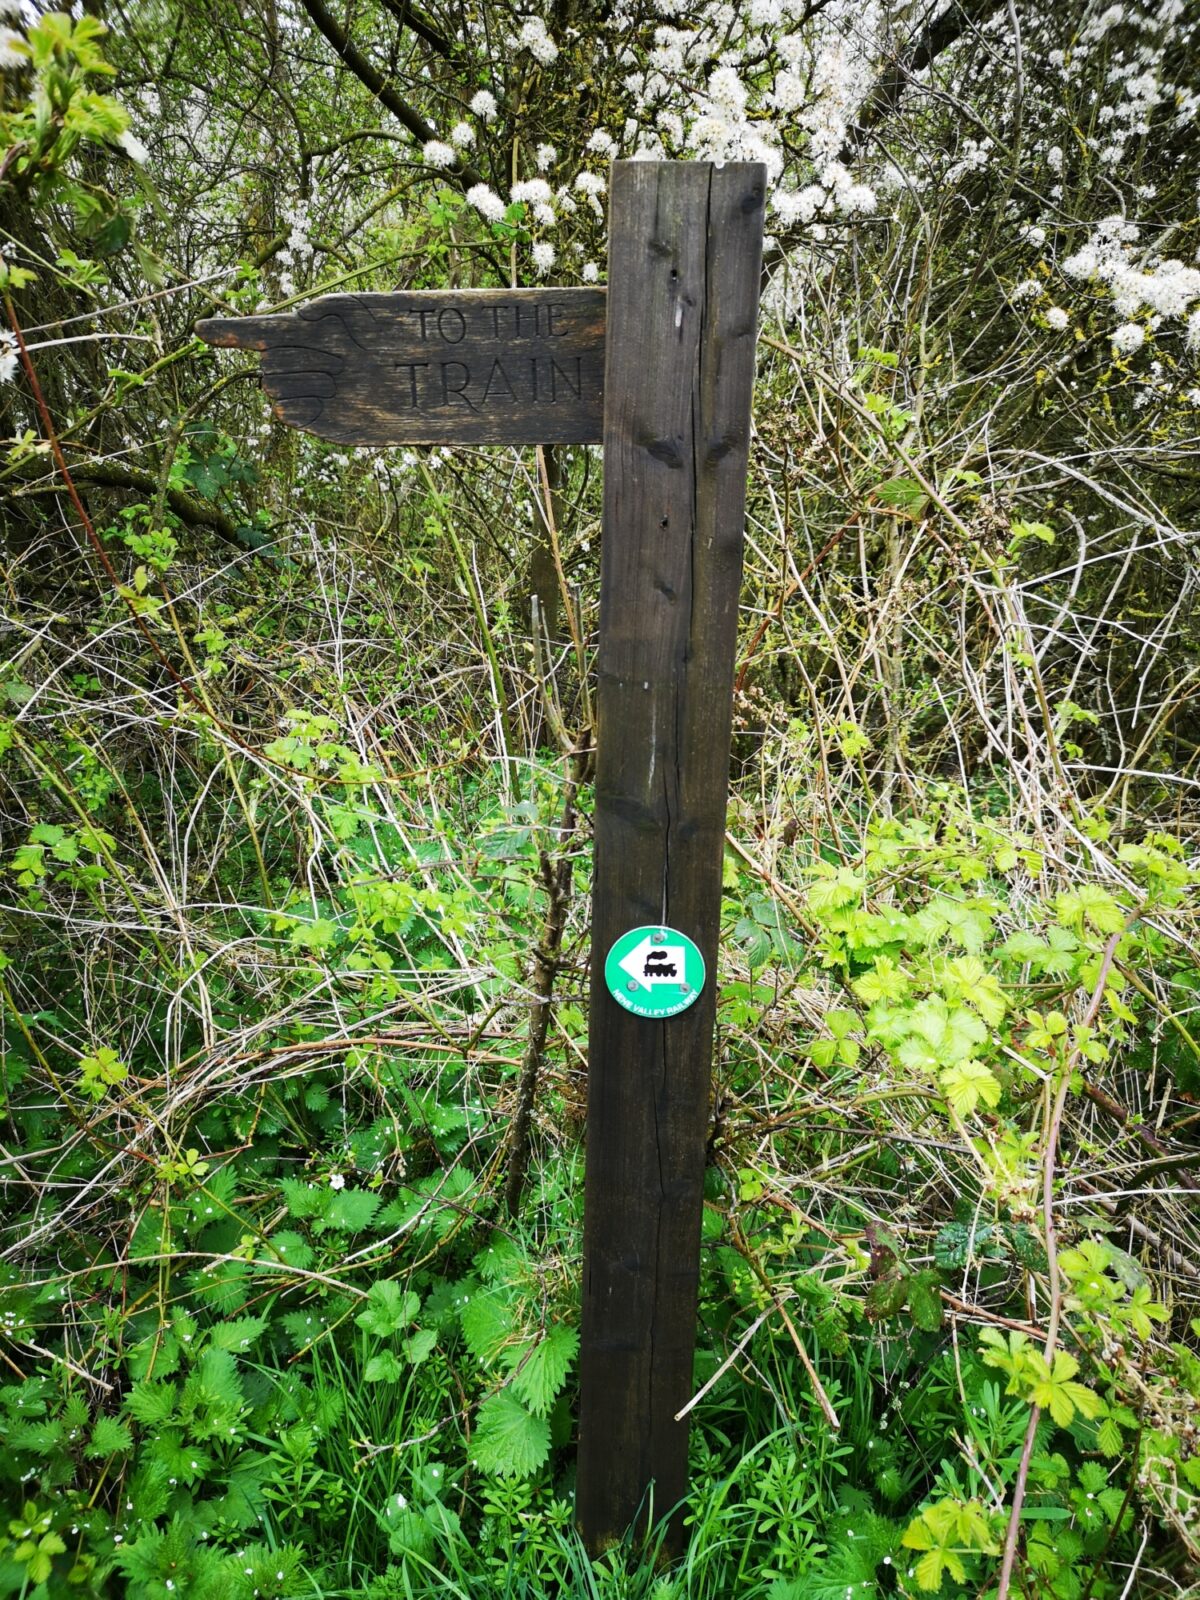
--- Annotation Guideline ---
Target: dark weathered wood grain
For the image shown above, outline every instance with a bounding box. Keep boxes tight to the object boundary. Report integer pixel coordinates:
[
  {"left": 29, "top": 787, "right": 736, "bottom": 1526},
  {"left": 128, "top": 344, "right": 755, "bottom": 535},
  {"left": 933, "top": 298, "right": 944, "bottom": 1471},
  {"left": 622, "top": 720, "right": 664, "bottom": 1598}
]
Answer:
[
  {"left": 577, "top": 162, "right": 765, "bottom": 1553},
  {"left": 196, "top": 289, "right": 606, "bottom": 446}
]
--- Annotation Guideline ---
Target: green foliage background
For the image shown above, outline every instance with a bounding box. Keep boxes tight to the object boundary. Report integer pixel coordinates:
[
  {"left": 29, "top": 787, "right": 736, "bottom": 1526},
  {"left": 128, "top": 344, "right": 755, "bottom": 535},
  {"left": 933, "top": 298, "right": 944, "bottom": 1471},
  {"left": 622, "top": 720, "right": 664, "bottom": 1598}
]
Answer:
[{"left": 2, "top": 2, "right": 1200, "bottom": 1596}]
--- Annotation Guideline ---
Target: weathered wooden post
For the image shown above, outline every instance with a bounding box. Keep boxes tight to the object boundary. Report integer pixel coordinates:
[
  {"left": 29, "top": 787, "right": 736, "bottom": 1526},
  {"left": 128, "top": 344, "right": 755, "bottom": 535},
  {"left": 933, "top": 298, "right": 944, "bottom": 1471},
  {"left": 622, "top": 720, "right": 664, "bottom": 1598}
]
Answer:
[
  {"left": 576, "top": 160, "right": 765, "bottom": 1554},
  {"left": 195, "top": 157, "right": 765, "bottom": 1558}
]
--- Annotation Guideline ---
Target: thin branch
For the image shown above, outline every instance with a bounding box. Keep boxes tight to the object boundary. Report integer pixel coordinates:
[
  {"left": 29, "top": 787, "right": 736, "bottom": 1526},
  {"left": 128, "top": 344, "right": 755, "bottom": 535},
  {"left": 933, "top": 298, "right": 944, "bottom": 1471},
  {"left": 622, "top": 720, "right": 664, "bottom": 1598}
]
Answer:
[
  {"left": 296, "top": 0, "right": 484, "bottom": 191},
  {"left": 842, "top": 0, "right": 1008, "bottom": 161},
  {"left": 995, "top": 930, "right": 1124, "bottom": 1600}
]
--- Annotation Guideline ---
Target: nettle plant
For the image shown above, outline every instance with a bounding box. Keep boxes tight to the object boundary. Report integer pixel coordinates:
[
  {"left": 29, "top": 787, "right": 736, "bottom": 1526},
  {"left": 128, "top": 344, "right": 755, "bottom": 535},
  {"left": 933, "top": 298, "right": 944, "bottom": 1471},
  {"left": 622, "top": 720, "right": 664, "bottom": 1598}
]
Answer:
[
  {"left": 0, "top": 1164, "right": 584, "bottom": 1593},
  {"left": 795, "top": 801, "right": 1192, "bottom": 1592}
]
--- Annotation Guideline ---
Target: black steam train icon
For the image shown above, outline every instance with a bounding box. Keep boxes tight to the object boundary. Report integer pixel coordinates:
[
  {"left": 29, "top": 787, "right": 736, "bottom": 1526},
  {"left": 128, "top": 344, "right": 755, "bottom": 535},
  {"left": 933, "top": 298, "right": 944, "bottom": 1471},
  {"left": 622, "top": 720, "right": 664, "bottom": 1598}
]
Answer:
[{"left": 643, "top": 948, "right": 678, "bottom": 978}]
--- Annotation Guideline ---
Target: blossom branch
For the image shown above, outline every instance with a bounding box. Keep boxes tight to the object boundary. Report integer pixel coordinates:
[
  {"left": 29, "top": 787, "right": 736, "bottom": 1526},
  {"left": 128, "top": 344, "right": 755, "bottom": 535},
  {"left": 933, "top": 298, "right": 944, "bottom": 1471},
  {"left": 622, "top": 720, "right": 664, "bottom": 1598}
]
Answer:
[{"left": 297, "top": 0, "right": 484, "bottom": 190}]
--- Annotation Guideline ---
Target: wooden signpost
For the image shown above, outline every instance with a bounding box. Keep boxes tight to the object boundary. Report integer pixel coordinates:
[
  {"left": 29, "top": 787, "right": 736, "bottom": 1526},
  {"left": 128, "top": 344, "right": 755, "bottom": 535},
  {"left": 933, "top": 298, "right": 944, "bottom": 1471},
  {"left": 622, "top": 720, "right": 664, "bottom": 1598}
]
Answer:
[
  {"left": 198, "top": 159, "right": 765, "bottom": 1558},
  {"left": 198, "top": 287, "right": 607, "bottom": 447}
]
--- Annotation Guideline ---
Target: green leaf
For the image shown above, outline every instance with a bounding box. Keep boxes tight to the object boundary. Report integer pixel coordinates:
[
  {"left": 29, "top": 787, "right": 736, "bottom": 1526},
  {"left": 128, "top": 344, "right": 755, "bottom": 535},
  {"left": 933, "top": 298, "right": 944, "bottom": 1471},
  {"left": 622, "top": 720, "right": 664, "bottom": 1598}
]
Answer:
[
  {"left": 322, "top": 1188, "right": 381, "bottom": 1233},
  {"left": 865, "top": 1277, "right": 908, "bottom": 1321},
  {"left": 901, "top": 1497, "right": 996, "bottom": 1592},
  {"left": 86, "top": 1414, "right": 133, "bottom": 1457},
  {"left": 470, "top": 1390, "right": 551, "bottom": 1477},
  {"left": 183, "top": 453, "right": 231, "bottom": 501},
  {"left": 1055, "top": 885, "right": 1126, "bottom": 935},
  {"left": 192, "top": 1345, "right": 244, "bottom": 1410},
  {"left": 223, "top": 1450, "right": 273, "bottom": 1528},
  {"left": 208, "top": 1315, "right": 267, "bottom": 1352},
  {"left": 806, "top": 866, "right": 864, "bottom": 914},
  {"left": 735, "top": 914, "right": 773, "bottom": 969},
  {"left": 826, "top": 1009, "right": 857, "bottom": 1039},
  {"left": 938, "top": 899, "right": 994, "bottom": 952},
  {"left": 946, "top": 956, "right": 1007, "bottom": 1025},
  {"left": 934, "top": 1221, "right": 997, "bottom": 1270},
  {"left": 852, "top": 956, "right": 909, "bottom": 1004},
  {"left": 477, "top": 1234, "right": 527, "bottom": 1284},
  {"left": 364, "top": 1351, "right": 404, "bottom": 1383},
  {"left": 147, "top": 1430, "right": 212, "bottom": 1485},
  {"left": 1024, "top": 1351, "right": 1103, "bottom": 1427},
  {"left": 31, "top": 823, "right": 78, "bottom": 861},
  {"left": 116, "top": 1518, "right": 238, "bottom": 1591},
  {"left": 356, "top": 1280, "right": 420, "bottom": 1339},
  {"left": 266, "top": 1230, "right": 313, "bottom": 1270},
  {"left": 279, "top": 1179, "right": 326, "bottom": 1219},
  {"left": 940, "top": 1058, "right": 1001, "bottom": 1116},
  {"left": 126, "top": 1329, "right": 181, "bottom": 1382},
  {"left": 1119, "top": 1284, "right": 1168, "bottom": 1340},
  {"left": 1005, "top": 1224, "right": 1048, "bottom": 1270},
  {"left": 405, "top": 1328, "right": 438, "bottom": 1366},
  {"left": 907, "top": 1271, "right": 944, "bottom": 1332},
  {"left": 915, "top": 1547, "right": 961, "bottom": 1590},
  {"left": 872, "top": 475, "right": 928, "bottom": 514},
  {"left": 281, "top": 1308, "right": 328, "bottom": 1351},
  {"left": 461, "top": 1286, "right": 517, "bottom": 1366},
  {"left": 508, "top": 1324, "right": 579, "bottom": 1416},
  {"left": 387, "top": 1506, "right": 437, "bottom": 1560},
  {"left": 124, "top": 1379, "right": 177, "bottom": 1426}
]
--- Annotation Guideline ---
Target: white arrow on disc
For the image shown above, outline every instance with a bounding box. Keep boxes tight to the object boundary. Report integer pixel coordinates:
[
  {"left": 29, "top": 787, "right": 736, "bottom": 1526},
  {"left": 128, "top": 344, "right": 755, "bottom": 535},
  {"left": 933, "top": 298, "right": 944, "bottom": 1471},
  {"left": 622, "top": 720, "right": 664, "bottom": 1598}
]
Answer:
[{"left": 619, "top": 935, "right": 688, "bottom": 988}]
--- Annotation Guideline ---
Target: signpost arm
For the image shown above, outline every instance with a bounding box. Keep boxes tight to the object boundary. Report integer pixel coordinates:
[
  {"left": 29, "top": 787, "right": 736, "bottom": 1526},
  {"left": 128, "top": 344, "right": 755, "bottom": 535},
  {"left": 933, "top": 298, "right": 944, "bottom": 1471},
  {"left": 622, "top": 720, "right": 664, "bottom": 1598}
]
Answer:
[{"left": 577, "top": 160, "right": 765, "bottom": 1554}]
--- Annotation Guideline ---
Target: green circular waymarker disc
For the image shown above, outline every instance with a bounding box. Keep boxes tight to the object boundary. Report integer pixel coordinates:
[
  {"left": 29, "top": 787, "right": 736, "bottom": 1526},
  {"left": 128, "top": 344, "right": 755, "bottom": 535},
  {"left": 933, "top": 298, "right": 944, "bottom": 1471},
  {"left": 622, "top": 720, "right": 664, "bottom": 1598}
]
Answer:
[{"left": 604, "top": 925, "right": 706, "bottom": 1019}]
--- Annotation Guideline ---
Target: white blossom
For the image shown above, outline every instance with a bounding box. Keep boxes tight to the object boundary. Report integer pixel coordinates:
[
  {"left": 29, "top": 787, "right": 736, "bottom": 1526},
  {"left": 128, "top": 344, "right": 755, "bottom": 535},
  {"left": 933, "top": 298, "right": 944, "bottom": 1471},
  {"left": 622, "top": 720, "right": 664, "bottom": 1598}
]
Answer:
[
  {"left": 1187, "top": 309, "right": 1200, "bottom": 354},
  {"left": 1082, "top": 4, "right": 1128, "bottom": 42},
  {"left": 574, "top": 171, "right": 606, "bottom": 196},
  {"left": 1064, "top": 215, "right": 1200, "bottom": 328},
  {"left": 118, "top": 130, "right": 150, "bottom": 165},
  {"left": 943, "top": 136, "right": 993, "bottom": 186},
  {"left": 1045, "top": 307, "right": 1070, "bottom": 331},
  {"left": 657, "top": 109, "right": 684, "bottom": 146},
  {"left": 1111, "top": 322, "right": 1145, "bottom": 355},
  {"left": 466, "top": 183, "right": 506, "bottom": 223},
  {"left": 582, "top": 261, "right": 600, "bottom": 283},
  {"left": 422, "top": 139, "right": 457, "bottom": 169},
  {"left": 707, "top": 66, "right": 747, "bottom": 115},
  {"left": 511, "top": 177, "right": 552, "bottom": 204},
  {"left": 449, "top": 122, "right": 475, "bottom": 148},
  {"left": 518, "top": 18, "right": 558, "bottom": 64},
  {"left": 532, "top": 240, "right": 556, "bottom": 275},
  {"left": 536, "top": 143, "right": 557, "bottom": 170},
  {"left": 586, "top": 129, "right": 617, "bottom": 155},
  {"left": 469, "top": 89, "right": 498, "bottom": 121},
  {"left": 841, "top": 183, "right": 877, "bottom": 216},
  {"left": 774, "top": 184, "right": 826, "bottom": 226},
  {"left": 328, "top": 1172, "right": 345, "bottom": 1190},
  {"left": 0, "top": 331, "right": 17, "bottom": 385}
]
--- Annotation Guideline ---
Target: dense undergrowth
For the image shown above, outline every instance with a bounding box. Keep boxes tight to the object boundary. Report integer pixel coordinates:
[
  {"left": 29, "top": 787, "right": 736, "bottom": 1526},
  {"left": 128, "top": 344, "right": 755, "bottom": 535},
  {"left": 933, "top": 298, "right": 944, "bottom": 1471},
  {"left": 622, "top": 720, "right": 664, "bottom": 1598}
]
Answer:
[
  {"left": 4, "top": 2, "right": 1200, "bottom": 1597},
  {"left": 4, "top": 703, "right": 1200, "bottom": 1599}
]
